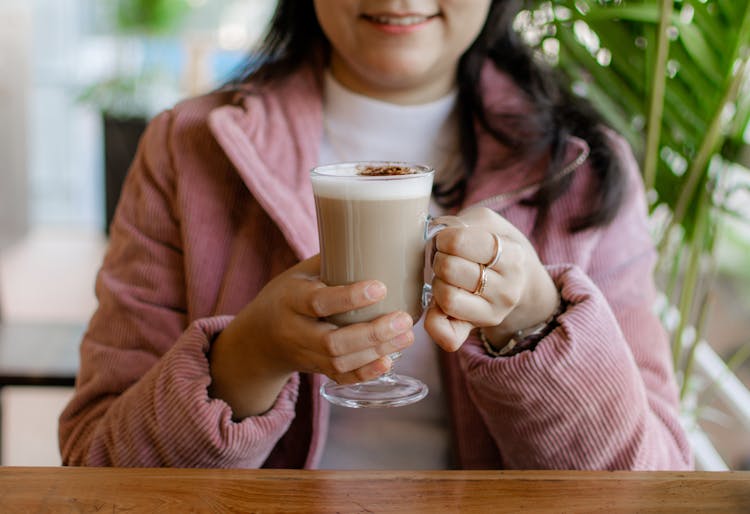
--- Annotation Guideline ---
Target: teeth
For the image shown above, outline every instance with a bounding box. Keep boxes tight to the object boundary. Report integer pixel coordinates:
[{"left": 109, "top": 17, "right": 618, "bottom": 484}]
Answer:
[{"left": 369, "top": 15, "right": 429, "bottom": 26}]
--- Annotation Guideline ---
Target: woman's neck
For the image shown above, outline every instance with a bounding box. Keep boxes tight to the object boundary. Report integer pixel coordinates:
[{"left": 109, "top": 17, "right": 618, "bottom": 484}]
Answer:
[{"left": 329, "top": 54, "right": 457, "bottom": 105}]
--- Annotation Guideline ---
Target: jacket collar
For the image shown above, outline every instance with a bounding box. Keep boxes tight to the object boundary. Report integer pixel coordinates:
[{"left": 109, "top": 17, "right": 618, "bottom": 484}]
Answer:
[
  {"left": 208, "top": 62, "right": 590, "bottom": 257},
  {"left": 208, "top": 66, "right": 324, "bottom": 260}
]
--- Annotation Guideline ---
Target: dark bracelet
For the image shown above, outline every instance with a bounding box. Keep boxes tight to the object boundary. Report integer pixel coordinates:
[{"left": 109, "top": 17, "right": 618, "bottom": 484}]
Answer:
[{"left": 480, "top": 301, "right": 566, "bottom": 358}]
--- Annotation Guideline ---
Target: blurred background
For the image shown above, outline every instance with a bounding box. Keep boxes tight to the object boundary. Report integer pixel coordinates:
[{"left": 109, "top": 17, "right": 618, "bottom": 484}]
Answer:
[
  {"left": 0, "top": 0, "right": 748, "bottom": 469},
  {"left": 0, "top": 0, "right": 275, "bottom": 466},
  {"left": 2, "top": 0, "right": 275, "bottom": 238}
]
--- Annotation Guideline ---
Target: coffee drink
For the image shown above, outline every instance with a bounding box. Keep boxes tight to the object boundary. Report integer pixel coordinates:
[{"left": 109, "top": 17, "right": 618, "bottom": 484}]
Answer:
[{"left": 311, "top": 163, "right": 434, "bottom": 326}]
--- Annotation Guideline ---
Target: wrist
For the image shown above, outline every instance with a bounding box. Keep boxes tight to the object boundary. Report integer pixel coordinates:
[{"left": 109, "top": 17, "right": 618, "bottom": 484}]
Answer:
[
  {"left": 208, "top": 325, "right": 293, "bottom": 418},
  {"left": 480, "top": 298, "right": 566, "bottom": 357}
]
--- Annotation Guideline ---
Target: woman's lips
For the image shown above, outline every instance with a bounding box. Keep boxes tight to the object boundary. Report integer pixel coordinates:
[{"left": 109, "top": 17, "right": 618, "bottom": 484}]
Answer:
[{"left": 361, "top": 13, "right": 439, "bottom": 33}]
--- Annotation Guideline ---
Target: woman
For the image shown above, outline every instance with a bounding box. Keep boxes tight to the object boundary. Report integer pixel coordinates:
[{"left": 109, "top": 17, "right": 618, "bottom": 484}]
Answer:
[{"left": 59, "top": 0, "right": 692, "bottom": 470}]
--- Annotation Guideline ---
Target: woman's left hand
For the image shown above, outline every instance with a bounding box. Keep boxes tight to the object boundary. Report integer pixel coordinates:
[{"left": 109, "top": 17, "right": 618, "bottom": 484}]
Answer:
[{"left": 424, "top": 206, "right": 560, "bottom": 352}]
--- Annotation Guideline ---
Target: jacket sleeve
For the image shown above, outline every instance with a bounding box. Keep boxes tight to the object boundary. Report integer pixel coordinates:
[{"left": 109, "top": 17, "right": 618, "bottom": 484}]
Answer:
[
  {"left": 58, "top": 110, "right": 299, "bottom": 467},
  {"left": 458, "top": 137, "right": 693, "bottom": 470}
]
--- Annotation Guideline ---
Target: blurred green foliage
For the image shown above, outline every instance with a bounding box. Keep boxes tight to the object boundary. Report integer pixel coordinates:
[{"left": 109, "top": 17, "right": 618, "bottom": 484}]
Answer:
[
  {"left": 115, "top": 0, "right": 191, "bottom": 34},
  {"left": 523, "top": 0, "right": 750, "bottom": 400}
]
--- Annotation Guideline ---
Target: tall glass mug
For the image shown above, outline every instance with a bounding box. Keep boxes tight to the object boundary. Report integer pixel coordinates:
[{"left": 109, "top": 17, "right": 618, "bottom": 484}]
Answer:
[{"left": 310, "top": 161, "right": 443, "bottom": 408}]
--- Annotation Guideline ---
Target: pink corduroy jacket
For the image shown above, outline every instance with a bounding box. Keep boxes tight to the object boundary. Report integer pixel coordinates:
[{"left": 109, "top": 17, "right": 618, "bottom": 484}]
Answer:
[{"left": 59, "top": 64, "right": 693, "bottom": 470}]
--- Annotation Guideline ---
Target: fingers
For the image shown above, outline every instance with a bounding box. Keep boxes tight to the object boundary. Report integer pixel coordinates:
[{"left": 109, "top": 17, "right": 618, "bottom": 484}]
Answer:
[
  {"left": 329, "top": 356, "right": 394, "bottom": 385},
  {"left": 286, "top": 254, "right": 388, "bottom": 319},
  {"left": 280, "top": 254, "right": 420, "bottom": 384},
  {"left": 322, "top": 311, "right": 413, "bottom": 356},
  {"left": 430, "top": 277, "right": 500, "bottom": 326},
  {"left": 328, "top": 331, "right": 413, "bottom": 380},
  {"left": 435, "top": 227, "right": 508, "bottom": 269},
  {"left": 303, "top": 311, "right": 414, "bottom": 383},
  {"left": 435, "top": 206, "right": 529, "bottom": 268},
  {"left": 433, "top": 238, "right": 523, "bottom": 289},
  {"left": 294, "top": 279, "right": 388, "bottom": 319},
  {"left": 433, "top": 252, "right": 490, "bottom": 293},
  {"left": 423, "top": 303, "right": 474, "bottom": 352},
  {"left": 428, "top": 222, "right": 533, "bottom": 346},
  {"left": 455, "top": 206, "right": 524, "bottom": 240}
]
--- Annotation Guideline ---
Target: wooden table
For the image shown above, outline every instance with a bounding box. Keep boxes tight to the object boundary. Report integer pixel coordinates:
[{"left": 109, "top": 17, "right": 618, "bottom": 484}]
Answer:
[{"left": 0, "top": 468, "right": 748, "bottom": 513}]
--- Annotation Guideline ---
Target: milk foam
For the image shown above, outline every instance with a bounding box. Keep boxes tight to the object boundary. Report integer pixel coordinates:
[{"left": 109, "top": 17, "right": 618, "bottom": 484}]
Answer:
[{"left": 311, "top": 165, "right": 433, "bottom": 200}]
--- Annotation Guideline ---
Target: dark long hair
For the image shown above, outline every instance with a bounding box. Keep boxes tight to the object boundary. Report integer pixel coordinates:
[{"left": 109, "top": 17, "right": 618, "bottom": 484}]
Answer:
[{"left": 228, "top": 0, "right": 625, "bottom": 232}]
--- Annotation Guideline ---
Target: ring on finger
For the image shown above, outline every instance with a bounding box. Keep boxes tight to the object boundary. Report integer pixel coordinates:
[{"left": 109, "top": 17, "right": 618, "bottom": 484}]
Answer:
[
  {"left": 473, "top": 263, "right": 489, "bottom": 296},
  {"left": 484, "top": 233, "right": 503, "bottom": 268}
]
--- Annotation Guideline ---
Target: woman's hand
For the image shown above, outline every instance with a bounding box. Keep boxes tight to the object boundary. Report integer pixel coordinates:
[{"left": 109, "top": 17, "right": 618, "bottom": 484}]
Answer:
[
  {"left": 424, "top": 206, "right": 560, "bottom": 352},
  {"left": 208, "top": 254, "right": 414, "bottom": 418}
]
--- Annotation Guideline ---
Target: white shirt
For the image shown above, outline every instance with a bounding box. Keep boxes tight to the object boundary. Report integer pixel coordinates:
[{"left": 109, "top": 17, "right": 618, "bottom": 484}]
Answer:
[{"left": 317, "top": 72, "right": 460, "bottom": 469}]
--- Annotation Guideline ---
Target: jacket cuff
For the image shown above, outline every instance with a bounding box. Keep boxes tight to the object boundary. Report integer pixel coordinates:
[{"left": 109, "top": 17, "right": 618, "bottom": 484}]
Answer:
[
  {"left": 148, "top": 315, "right": 300, "bottom": 467},
  {"left": 458, "top": 264, "right": 648, "bottom": 468}
]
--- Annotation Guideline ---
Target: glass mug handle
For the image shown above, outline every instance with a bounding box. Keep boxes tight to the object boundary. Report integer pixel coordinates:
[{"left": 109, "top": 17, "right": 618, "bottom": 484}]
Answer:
[{"left": 422, "top": 215, "right": 466, "bottom": 308}]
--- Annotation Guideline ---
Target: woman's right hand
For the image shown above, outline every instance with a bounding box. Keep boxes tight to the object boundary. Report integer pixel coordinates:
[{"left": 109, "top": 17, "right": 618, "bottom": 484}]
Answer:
[{"left": 208, "top": 254, "right": 415, "bottom": 418}]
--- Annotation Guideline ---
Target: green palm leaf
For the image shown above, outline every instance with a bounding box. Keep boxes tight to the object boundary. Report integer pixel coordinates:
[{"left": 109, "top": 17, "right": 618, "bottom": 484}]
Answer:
[{"left": 526, "top": 0, "right": 750, "bottom": 395}]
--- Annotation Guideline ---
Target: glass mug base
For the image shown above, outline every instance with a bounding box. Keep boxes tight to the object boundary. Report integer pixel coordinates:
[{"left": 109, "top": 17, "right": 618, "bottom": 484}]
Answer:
[{"left": 320, "top": 374, "right": 428, "bottom": 408}]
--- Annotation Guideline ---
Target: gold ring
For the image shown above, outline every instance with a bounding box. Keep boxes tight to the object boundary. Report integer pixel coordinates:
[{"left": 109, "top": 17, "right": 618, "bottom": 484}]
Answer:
[
  {"left": 484, "top": 233, "right": 503, "bottom": 269},
  {"left": 473, "top": 263, "right": 488, "bottom": 296}
]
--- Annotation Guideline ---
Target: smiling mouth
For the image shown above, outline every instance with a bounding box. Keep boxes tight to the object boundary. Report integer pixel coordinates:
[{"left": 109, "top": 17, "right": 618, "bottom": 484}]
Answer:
[{"left": 361, "top": 13, "right": 440, "bottom": 26}]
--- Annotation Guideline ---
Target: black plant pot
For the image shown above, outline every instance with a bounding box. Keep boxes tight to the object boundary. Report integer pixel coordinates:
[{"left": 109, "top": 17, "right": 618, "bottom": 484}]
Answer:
[{"left": 103, "top": 114, "right": 147, "bottom": 234}]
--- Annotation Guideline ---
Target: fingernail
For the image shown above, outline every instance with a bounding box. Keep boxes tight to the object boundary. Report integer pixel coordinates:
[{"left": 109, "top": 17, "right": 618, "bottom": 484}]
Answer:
[
  {"left": 365, "top": 282, "right": 386, "bottom": 300},
  {"left": 391, "top": 314, "right": 412, "bottom": 332}
]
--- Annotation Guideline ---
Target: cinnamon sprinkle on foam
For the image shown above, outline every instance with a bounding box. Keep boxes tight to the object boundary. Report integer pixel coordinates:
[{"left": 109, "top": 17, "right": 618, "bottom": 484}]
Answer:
[{"left": 356, "top": 165, "right": 418, "bottom": 176}]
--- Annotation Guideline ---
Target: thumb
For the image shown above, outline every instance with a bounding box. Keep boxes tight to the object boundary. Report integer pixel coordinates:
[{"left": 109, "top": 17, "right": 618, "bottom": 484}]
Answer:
[
  {"left": 290, "top": 254, "right": 322, "bottom": 275},
  {"left": 424, "top": 304, "right": 473, "bottom": 352}
]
